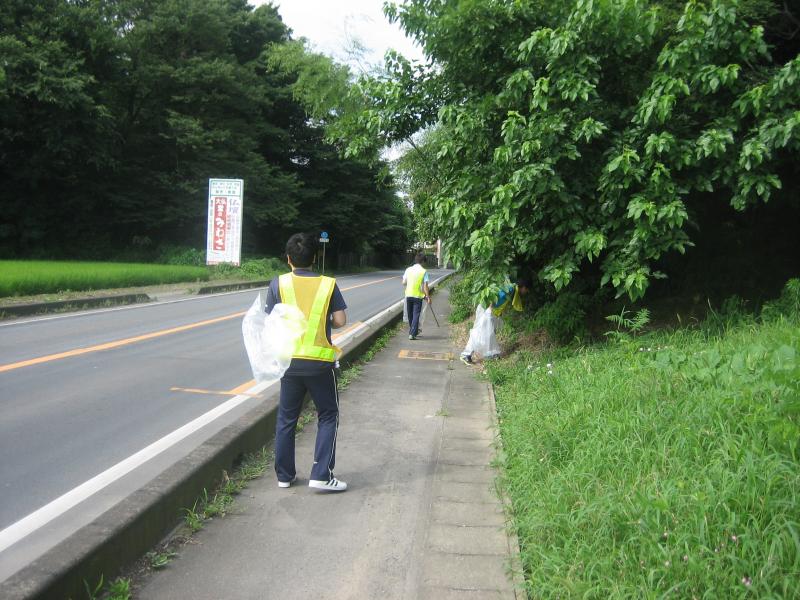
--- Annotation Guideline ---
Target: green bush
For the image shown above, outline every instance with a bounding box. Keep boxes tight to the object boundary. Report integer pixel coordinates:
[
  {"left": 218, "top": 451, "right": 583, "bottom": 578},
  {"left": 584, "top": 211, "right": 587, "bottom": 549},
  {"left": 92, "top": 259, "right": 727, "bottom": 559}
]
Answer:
[
  {"left": 238, "top": 258, "right": 285, "bottom": 279},
  {"left": 528, "top": 291, "right": 588, "bottom": 344},
  {"left": 158, "top": 246, "right": 206, "bottom": 266},
  {"left": 448, "top": 270, "right": 481, "bottom": 323},
  {"left": 761, "top": 278, "right": 800, "bottom": 322}
]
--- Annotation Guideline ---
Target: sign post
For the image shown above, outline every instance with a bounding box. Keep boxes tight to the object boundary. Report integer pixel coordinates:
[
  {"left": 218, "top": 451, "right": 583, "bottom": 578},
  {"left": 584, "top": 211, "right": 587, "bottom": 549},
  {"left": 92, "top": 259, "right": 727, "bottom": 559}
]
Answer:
[
  {"left": 206, "top": 179, "right": 244, "bottom": 266},
  {"left": 319, "top": 231, "right": 330, "bottom": 274}
]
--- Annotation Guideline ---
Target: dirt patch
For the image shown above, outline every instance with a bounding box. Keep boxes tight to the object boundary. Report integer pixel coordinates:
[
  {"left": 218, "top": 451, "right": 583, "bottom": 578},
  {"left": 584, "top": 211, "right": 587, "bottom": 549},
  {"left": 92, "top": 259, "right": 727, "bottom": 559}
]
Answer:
[
  {"left": 450, "top": 318, "right": 472, "bottom": 349},
  {"left": 501, "top": 328, "right": 552, "bottom": 356}
]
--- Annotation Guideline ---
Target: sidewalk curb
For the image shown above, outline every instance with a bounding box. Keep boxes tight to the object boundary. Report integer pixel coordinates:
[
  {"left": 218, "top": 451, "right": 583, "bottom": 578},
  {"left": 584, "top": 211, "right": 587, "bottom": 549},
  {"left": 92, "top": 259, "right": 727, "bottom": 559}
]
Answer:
[
  {"left": 196, "top": 281, "right": 268, "bottom": 295},
  {"left": 0, "top": 294, "right": 151, "bottom": 318},
  {"left": 0, "top": 280, "right": 264, "bottom": 320},
  {"left": 0, "top": 274, "right": 450, "bottom": 600}
]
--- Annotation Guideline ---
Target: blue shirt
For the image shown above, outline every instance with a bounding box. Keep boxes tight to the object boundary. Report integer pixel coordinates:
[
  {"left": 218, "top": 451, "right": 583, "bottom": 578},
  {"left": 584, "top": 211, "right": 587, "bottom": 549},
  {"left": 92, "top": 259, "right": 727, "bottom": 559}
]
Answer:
[
  {"left": 265, "top": 269, "right": 347, "bottom": 375},
  {"left": 493, "top": 284, "right": 516, "bottom": 311}
]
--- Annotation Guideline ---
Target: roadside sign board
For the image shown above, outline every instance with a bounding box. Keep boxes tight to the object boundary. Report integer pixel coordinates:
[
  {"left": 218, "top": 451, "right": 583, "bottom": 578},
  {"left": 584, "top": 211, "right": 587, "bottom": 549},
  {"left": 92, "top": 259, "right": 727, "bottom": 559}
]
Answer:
[{"left": 206, "top": 178, "right": 243, "bottom": 266}]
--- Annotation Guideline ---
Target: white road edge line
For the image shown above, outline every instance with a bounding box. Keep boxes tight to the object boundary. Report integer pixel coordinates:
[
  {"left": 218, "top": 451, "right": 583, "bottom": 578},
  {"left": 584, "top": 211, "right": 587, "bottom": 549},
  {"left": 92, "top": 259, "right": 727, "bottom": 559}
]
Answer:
[
  {"left": 0, "top": 379, "right": 276, "bottom": 554},
  {"left": 0, "top": 271, "right": 394, "bottom": 328},
  {"left": 0, "top": 273, "right": 449, "bottom": 553}
]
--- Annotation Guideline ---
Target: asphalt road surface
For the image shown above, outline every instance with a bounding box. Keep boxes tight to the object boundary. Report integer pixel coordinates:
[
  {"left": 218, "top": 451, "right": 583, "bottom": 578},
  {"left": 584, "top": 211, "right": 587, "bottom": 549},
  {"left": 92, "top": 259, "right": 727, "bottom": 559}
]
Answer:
[{"left": 0, "top": 269, "right": 448, "bottom": 577}]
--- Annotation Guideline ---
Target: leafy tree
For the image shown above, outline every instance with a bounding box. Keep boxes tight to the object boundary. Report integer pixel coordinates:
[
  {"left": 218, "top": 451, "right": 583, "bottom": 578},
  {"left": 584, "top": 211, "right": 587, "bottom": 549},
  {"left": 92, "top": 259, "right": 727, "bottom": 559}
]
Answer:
[
  {"left": 329, "top": 0, "right": 799, "bottom": 305},
  {"left": 0, "top": 0, "right": 411, "bottom": 262}
]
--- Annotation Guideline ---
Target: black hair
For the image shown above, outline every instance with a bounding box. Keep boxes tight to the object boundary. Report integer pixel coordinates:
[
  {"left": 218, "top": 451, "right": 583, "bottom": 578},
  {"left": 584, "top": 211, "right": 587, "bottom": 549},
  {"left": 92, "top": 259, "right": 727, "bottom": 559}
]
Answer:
[
  {"left": 516, "top": 276, "right": 532, "bottom": 289},
  {"left": 285, "top": 233, "right": 317, "bottom": 268},
  {"left": 415, "top": 251, "right": 426, "bottom": 265}
]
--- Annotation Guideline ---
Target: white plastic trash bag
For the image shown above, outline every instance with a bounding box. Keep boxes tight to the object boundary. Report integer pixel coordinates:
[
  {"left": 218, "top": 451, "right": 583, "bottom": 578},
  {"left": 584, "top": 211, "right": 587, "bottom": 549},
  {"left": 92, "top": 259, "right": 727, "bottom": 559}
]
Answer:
[
  {"left": 420, "top": 302, "right": 429, "bottom": 328},
  {"left": 242, "top": 293, "right": 307, "bottom": 383},
  {"left": 464, "top": 305, "right": 501, "bottom": 359}
]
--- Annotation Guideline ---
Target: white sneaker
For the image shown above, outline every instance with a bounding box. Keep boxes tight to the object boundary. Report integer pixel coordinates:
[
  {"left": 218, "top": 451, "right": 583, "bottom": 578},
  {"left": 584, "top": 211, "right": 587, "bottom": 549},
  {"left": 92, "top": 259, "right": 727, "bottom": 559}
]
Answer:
[
  {"left": 308, "top": 477, "right": 347, "bottom": 492},
  {"left": 278, "top": 476, "right": 297, "bottom": 488}
]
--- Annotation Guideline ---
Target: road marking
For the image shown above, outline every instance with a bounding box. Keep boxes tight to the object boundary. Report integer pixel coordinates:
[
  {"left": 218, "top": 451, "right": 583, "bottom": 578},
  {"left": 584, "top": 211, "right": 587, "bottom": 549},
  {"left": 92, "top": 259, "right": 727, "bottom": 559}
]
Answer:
[
  {"left": 340, "top": 275, "right": 400, "bottom": 291},
  {"left": 170, "top": 387, "right": 262, "bottom": 398},
  {"left": 0, "top": 287, "right": 257, "bottom": 328},
  {"left": 0, "top": 274, "right": 404, "bottom": 373},
  {"left": 0, "top": 378, "right": 276, "bottom": 554},
  {"left": 0, "top": 312, "right": 245, "bottom": 373},
  {"left": 0, "top": 272, "right": 403, "bottom": 328},
  {"left": 227, "top": 379, "right": 256, "bottom": 395}
]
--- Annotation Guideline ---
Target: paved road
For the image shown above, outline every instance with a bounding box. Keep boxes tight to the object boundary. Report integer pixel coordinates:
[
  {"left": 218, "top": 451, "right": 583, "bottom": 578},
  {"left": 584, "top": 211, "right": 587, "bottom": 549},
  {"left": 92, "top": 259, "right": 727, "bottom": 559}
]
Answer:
[{"left": 0, "top": 269, "right": 448, "bottom": 577}]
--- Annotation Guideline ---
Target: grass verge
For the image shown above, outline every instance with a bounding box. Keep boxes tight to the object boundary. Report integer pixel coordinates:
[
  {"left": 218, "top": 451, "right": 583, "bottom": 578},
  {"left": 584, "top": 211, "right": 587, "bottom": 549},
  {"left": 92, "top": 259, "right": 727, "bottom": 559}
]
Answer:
[{"left": 484, "top": 281, "right": 800, "bottom": 597}]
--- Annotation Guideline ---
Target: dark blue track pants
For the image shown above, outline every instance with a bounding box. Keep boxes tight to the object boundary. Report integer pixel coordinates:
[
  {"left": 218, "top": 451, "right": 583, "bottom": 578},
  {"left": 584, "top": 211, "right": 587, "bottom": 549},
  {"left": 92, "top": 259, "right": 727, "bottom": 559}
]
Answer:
[
  {"left": 275, "top": 369, "right": 339, "bottom": 483},
  {"left": 406, "top": 296, "right": 423, "bottom": 337}
]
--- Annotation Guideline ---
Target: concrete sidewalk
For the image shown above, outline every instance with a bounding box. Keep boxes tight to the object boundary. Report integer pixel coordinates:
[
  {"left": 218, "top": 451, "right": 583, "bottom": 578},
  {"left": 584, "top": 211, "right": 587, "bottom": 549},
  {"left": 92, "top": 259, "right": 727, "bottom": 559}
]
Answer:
[{"left": 136, "top": 287, "right": 521, "bottom": 600}]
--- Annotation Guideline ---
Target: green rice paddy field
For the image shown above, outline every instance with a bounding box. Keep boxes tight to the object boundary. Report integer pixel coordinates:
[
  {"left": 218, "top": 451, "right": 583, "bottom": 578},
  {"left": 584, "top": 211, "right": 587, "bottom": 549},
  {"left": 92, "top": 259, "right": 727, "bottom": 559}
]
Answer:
[{"left": 0, "top": 260, "right": 210, "bottom": 297}]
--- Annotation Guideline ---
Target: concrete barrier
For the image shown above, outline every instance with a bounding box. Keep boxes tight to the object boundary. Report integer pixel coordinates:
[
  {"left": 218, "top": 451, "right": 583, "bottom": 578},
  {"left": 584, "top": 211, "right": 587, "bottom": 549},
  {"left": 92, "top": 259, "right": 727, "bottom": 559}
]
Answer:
[
  {"left": 0, "top": 274, "right": 450, "bottom": 599},
  {"left": 196, "top": 281, "right": 269, "bottom": 295}
]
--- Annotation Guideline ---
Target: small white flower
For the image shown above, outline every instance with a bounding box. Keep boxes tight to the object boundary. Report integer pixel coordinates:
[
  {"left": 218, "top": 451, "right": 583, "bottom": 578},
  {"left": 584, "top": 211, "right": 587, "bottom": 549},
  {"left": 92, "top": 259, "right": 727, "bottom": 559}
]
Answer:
[
  {"left": 664, "top": 560, "right": 670, "bottom": 567},
  {"left": 547, "top": 370, "right": 554, "bottom": 376},
  {"left": 639, "top": 347, "right": 644, "bottom": 352},
  {"left": 546, "top": 362, "right": 553, "bottom": 368}
]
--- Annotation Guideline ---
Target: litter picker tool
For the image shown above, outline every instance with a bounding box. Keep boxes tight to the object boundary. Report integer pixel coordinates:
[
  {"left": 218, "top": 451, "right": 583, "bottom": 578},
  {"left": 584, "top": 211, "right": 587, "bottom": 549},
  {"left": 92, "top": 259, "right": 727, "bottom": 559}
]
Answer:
[{"left": 428, "top": 299, "right": 441, "bottom": 327}]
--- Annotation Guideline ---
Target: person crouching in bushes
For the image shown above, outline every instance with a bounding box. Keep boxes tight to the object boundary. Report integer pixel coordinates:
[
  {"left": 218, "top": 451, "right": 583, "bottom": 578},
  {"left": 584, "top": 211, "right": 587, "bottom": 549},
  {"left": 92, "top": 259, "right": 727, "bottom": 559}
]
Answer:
[{"left": 460, "top": 277, "right": 531, "bottom": 365}]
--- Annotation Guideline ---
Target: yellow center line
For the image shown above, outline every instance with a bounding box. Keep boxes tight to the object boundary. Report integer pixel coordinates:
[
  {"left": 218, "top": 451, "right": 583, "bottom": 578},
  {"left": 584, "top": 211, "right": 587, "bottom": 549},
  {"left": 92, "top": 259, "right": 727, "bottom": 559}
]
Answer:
[
  {"left": 227, "top": 380, "right": 257, "bottom": 395},
  {"left": 1, "top": 275, "right": 399, "bottom": 373},
  {"left": 0, "top": 312, "right": 245, "bottom": 374},
  {"left": 171, "top": 386, "right": 262, "bottom": 398}
]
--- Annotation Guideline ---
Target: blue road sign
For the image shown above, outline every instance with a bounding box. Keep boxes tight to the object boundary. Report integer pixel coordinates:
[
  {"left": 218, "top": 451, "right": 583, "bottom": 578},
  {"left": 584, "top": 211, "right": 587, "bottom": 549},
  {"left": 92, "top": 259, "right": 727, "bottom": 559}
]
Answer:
[{"left": 320, "top": 231, "right": 329, "bottom": 239}]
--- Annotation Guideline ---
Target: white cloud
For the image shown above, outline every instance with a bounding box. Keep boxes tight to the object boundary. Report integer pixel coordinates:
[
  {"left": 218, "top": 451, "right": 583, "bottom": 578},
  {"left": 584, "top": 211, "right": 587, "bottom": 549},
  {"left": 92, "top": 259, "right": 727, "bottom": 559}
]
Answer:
[{"left": 252, "top": 0, "right": 424, "bottom": 71}]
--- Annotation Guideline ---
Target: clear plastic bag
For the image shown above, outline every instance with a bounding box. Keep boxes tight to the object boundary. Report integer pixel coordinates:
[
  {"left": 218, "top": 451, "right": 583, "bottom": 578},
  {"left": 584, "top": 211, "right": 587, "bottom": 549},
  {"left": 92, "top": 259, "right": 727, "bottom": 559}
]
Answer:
[
  {"left": 241, "top": 294, "right": 307, "bottom": 383},
  {"left": 463, "top": 305, "right": 501, "bottom": 359}
]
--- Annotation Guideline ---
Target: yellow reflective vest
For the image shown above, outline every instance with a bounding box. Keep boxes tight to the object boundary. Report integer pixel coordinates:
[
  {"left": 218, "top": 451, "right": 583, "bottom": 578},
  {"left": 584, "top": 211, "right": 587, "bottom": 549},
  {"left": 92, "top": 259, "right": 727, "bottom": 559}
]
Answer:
[
  {"left": 404, "top": 265, "right": 427, "bottom": 299},
  {"left": 494, "top": 285, "right": 524, "bottom": 317},
  {"left": 278, "top": 272, "right": 339, "bottom": 362}
]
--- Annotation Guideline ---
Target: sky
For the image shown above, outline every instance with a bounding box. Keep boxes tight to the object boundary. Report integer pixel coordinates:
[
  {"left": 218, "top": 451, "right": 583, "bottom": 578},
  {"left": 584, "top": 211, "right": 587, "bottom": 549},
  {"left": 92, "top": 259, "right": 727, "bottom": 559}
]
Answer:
[{"left": 251, "top": 1, "right": 425, "bottom": 71}]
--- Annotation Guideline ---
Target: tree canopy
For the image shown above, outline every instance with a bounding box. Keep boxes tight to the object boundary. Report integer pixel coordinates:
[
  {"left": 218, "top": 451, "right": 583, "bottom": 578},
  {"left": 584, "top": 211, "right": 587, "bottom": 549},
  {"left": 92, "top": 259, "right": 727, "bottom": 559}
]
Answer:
[
  {"left": 0, "top": 0, "right": 410, "bottom": 262},
  {"left": 329, "top": 0, "right": 799, "bottom": 305}
]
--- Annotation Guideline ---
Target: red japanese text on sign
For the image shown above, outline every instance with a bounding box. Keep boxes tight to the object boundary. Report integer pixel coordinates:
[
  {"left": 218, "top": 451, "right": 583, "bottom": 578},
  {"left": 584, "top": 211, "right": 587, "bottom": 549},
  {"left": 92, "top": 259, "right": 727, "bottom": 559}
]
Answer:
[{"left": 213, "top": 197, "right": 227, "bottom": 251}]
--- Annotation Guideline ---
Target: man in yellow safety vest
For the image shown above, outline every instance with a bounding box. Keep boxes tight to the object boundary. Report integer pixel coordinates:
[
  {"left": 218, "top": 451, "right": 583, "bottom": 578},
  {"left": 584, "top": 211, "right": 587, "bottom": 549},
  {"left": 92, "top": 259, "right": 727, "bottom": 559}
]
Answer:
[
  {"left": 402, "top": 252, "right": 431, "bottom": 340},
  {"left": 265, "top": 232, "right": 348, "bottom": 492}
]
